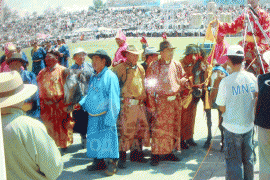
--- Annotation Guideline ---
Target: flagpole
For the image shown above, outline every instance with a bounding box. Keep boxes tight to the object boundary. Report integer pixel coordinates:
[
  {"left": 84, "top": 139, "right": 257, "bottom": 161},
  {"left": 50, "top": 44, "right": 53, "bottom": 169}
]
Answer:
[{"left": 0, "top": 108, "right": 7, "bottom": 180}]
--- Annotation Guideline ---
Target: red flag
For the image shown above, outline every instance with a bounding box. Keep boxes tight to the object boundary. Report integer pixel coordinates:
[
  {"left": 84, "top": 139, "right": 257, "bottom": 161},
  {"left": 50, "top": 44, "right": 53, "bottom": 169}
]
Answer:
[
  {"left": 162, "top": 32, "right": 167, "bottom": 41},
  {"left": 140, "top": 36, "right": 148, "bottom": 44}
]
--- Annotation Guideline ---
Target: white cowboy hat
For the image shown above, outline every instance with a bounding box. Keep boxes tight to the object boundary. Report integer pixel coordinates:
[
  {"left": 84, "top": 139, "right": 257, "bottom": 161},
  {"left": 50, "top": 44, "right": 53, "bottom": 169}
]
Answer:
[
  {"left": 73, "top": 47, "right": 87, "bottom": 58},
  {"left": 0, "top": 71, "right": 37, "bottom": 108},
  {"left": 122, "top": 45, "right": 143, "bottom": 56},
  {"left": 144, "top": 47, "right": 159, "bottom": 55}
]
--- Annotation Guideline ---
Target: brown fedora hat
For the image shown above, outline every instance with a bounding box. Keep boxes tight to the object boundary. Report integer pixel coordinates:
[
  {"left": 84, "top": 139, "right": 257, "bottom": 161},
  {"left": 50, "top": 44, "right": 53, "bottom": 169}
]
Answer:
[{"left": 122, "top": 45, "right": 143, "bottom": 57}]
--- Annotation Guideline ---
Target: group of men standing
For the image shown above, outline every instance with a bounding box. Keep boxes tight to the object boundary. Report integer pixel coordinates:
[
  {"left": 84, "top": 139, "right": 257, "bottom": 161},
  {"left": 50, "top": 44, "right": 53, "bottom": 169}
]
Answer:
[
  {"left": 108, "top": 35, "right": 193, "bottom": 169},
  {"left": 74, "top": 37, "right": 194, "bottom": 177}
]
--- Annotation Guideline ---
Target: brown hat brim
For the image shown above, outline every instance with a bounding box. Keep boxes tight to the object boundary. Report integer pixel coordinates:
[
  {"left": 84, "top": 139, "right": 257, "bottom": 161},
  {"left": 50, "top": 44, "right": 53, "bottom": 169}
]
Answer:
[
  {"left": 6, "top": 58, "right": 26, "bottom": 65},
  {"left": 122, "top": 50, "right": 143, "bottom": 57},
  {"left": 88, "top": 53, "right": 112, "bottom": 67},
  {"left": 157, "top": 47, "right": 176, "bottom": 52}
]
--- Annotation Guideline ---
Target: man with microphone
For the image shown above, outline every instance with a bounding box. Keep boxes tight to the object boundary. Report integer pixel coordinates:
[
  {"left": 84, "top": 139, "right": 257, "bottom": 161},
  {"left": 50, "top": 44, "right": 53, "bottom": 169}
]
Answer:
[{"left": 211, "top": 0, "right": 270, "bottom": 75}]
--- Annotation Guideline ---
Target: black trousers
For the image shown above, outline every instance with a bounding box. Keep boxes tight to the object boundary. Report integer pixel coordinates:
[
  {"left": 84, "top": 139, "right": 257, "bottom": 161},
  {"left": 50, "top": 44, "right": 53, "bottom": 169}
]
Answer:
[{"left": 72, "top": 109, "right": 89, "bottom": 136}]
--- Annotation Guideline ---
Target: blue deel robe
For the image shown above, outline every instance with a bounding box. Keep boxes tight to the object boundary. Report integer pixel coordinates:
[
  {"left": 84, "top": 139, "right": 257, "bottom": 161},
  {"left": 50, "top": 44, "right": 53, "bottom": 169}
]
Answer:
[
  {"left": 31, "top": 47, "right": 46, "bottom": 76},
  {"left": 59, "top": 44, "right": 70, "bottom": 68},
  {"left": 79, "top": 67, "right": 120, "bottom": 159},
  {"left": 20, "top": 70, "right": 40, "bottom": 120},
  {"left": 21, "top": 52, "right": 28, "bottom": 64}
]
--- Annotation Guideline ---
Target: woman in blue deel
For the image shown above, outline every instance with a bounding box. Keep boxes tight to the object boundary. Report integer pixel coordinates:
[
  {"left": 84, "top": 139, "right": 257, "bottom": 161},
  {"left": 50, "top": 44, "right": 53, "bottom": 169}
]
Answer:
[
  {"left": 78, "top": 49, "right": 120, "bottom": 176},
  {"left": 31, "top": 41, "right": 46, "bottom": 76}
]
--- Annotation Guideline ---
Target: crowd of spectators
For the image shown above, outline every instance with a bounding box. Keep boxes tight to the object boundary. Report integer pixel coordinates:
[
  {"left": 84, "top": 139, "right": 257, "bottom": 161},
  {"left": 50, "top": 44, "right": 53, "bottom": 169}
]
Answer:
[{"left": 0, "top": 4, "right": 269, "bottom": 47}]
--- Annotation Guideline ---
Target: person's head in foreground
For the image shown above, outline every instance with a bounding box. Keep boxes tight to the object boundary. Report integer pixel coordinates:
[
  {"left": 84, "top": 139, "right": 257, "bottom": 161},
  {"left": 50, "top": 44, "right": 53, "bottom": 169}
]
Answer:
[
  {"left": 0, "top": 71, "right": 37, "bottom": 109},
  {"left": 88, "top": 49, "right": 111, "bottom": 73},
  {"left": 0, "top": 71, "right": 63, "bottom": 180},
  {"left": 226, "top": 45, "right": 244, "bottom": 68}
]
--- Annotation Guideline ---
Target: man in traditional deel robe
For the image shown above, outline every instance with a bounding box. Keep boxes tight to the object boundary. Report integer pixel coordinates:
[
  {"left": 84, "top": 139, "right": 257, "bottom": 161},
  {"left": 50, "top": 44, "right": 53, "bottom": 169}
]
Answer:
[
  {"left": 112, "top": 30, "right": 128, "bottom": 67},
  {"left": 180, "top": 44, "right": 212, "bottom": 149},
  {"left": 70, "top": 48, "right": 94, "bottom": 149},
  {"left": 113, "top": 45, "right": 150, "bottom": 169},
  {"left": 79, "top": 50, "right": 120, "bottom": 176},
  {"left": 145, "top": 40, "right": 186, "bottom": 166},
  {"left": 37, "top": 50, "right": 74, "bottom": 151}
]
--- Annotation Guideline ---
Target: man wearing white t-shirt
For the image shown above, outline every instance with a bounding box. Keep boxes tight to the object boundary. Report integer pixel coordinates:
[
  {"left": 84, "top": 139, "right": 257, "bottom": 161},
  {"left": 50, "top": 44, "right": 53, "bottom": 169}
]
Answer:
[{"left": 216, "top": 45, "right": 258, "bottom": 180}]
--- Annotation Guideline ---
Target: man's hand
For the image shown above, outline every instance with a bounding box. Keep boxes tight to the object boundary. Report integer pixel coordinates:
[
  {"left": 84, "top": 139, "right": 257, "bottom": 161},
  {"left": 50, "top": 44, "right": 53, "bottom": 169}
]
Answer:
[
  {"left": 219, "top": 106, "right": 226, "bottom": 114},
  {"left": 113, "top": 61, "right": 119, "bottom": 67},
  {"left": 216, "top": 71, "right": 226, "bottom": 80},
  {"left": 73, "top": 104, "right": 81, "bottom": 111},
  {"left": 22, "top": 103, "right": 33, "bottom": 112}
]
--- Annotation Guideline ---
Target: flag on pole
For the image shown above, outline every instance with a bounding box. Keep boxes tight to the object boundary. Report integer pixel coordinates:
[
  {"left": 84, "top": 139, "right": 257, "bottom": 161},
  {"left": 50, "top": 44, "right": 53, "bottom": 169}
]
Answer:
[
  {"left": 162, "top": 32, "right": 167, "bottom": 41},
  {"left": 205, "top": 23, "right": 215, "bottom": 42}
]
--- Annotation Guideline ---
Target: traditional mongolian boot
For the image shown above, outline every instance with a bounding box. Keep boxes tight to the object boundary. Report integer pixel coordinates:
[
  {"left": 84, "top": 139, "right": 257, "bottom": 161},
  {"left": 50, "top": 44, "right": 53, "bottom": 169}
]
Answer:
[
  {"left": 105, "top": 159, "right": 118, "bottom": 176},
  {"left": 87, "top": 158, "right": 107, "bottom": 171},
  {"left": 137, "top": 150, "right": 148, "bottom": 163},
  {"left": 181, "top": 140, "right": 189, "bottom": 150},
  {"left": 130, "top": 150, "right": 138, "bottom": 162},
  {"left": 163, "top": 153, "right": 181, "bottom": 162},
  {"left": 150, "top": 154, "right": 160, "bottom": 166},
  {"left": 130, "top": 150, "right": 148, "bottom": 163},
  {"left": 118, "top": 151, "right": 127, "bottom": 169},
  {"left": 137, "top": 138, "right": 148, "bottom": 163},
  {"left": 186, "top": 138, "right": 197, "bottom": 147}
]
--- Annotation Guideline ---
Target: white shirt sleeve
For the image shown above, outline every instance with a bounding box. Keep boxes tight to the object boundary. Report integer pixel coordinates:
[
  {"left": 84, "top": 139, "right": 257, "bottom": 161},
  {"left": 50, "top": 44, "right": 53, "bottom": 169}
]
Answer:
[
  {"left": 254, "top": 76, "right": 258, "bottom": 92},
  {"left": 216, "top": 79, "right": 226, "bottom": 106},
  {"left": 34, "top": 122, "right": 63, "bottom": 180}
]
